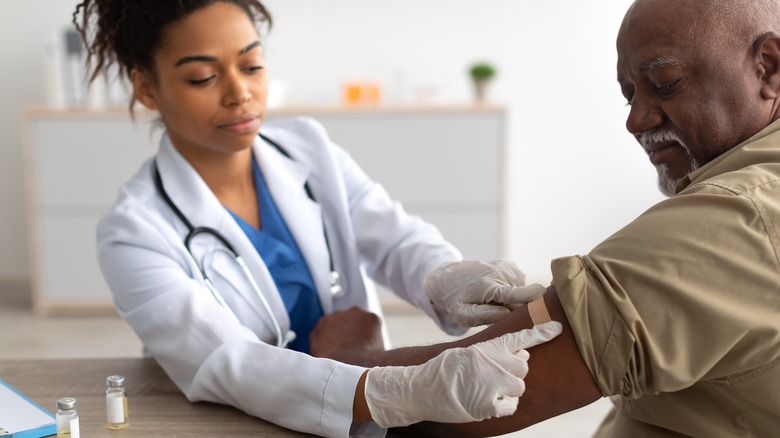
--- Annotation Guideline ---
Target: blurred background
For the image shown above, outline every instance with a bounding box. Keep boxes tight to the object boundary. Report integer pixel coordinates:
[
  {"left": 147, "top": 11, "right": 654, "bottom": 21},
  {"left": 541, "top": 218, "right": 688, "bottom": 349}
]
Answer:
[{"left": 0, "top": 1, "right": 659, "bottom": 435}]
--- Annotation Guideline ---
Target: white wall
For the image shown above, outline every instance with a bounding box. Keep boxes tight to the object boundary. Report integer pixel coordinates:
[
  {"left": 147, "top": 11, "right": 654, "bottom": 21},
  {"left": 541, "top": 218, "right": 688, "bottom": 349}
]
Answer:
[
  {"left": 0, "top": 0, "right": 82, "bottom": 283},
  {"left": 0, "top": 0, "right": 662, "bottom": 285}
]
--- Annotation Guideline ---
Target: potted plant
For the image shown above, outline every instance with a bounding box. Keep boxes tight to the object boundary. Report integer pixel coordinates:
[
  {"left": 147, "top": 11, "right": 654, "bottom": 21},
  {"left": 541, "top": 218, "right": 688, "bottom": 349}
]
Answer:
[{"left": 469, "top": 62, "right": 496, "bottom": 103}]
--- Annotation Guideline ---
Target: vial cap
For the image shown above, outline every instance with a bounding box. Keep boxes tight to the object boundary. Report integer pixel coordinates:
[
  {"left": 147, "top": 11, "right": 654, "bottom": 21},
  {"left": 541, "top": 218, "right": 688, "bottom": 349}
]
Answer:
[
  {"left": 106, "top": 375, "right": 126, "bottom": 387},
  {"left": 56, "top": 397, "right": 77, "bottom": 410}
]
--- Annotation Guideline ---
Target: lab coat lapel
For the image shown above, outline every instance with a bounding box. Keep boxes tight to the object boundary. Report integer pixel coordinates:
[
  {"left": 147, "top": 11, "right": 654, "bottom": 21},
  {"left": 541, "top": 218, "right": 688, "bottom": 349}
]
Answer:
[
  {"left": 255, "top": 136, "right": 334, "bottom": 314},
  {"left": 155, "top": 135, "right": 291, "bottom": 331}
]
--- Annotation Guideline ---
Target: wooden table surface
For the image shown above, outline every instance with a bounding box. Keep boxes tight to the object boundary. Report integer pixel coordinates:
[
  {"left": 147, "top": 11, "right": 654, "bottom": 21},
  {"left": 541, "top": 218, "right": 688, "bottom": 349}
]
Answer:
[{"left": 0, "top": 358, "right": 313, "bottom": 437}]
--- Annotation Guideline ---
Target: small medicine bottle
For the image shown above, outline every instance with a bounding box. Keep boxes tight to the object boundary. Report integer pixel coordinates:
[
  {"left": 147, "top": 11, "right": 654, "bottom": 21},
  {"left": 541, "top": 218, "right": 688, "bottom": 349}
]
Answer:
[
  {"left": 106, "top": 375, "right": 129, "bottom": 429},
  {"left": 55, "top": 397, "right": 80, "bottom": 438}
]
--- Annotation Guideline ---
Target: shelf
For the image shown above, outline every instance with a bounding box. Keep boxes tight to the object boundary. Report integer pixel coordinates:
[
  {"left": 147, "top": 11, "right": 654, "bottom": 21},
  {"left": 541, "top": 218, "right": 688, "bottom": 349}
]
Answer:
[{"left": 23, "top": 103, "right": 505, "bottom": 119}]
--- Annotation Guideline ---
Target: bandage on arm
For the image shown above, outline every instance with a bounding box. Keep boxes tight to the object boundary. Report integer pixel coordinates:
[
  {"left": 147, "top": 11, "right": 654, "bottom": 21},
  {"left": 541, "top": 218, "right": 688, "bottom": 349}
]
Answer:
[{"left": 528, "top": 295, "right": 552, "bottom": 325}]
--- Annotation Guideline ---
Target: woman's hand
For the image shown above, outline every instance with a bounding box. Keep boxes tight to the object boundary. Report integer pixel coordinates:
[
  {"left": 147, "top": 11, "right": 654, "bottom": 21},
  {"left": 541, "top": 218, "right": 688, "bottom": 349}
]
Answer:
[
  {"left": 424, "top": 260, "right": 547, "bottom": 327},
  {"left": 309, "top": 306, "right": 385, "bottom": 361},
  {"left": 362, "top": 322, "right": 563, "bottom": 428}
]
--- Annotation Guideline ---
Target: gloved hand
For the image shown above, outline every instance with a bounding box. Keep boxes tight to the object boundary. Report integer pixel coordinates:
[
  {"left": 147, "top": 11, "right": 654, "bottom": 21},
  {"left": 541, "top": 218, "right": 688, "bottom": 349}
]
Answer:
[
  {"left": 364, "top": 321, "right": 562, "bottom": 428},
  {"left": 423, "top": 259, "right": 548, "bottom": 327}
]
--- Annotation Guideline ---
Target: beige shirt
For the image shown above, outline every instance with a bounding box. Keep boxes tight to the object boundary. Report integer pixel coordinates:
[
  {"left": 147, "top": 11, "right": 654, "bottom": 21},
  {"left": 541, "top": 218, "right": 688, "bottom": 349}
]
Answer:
[{"left": 553, "top": 119, "right": 780, "bottom": 437}]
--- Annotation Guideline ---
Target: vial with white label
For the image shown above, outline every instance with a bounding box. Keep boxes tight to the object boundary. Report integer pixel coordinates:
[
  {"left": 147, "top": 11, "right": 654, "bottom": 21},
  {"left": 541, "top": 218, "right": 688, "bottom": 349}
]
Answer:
[
  {"left": 106, "top": 375, "right": 129, "bottom": 429},
  {"left": 56, "top": 397, "right": 80, "bottom": 438}
]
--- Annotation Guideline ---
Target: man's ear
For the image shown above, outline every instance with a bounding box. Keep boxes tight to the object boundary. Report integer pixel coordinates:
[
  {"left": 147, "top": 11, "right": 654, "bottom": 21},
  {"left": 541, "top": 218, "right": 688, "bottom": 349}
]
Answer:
[
  {"left": 130, "top": 68, "right": 159, "bottom": 110},
  {"left": 754, "top": 32, "right": 780, "bottom": 100}
]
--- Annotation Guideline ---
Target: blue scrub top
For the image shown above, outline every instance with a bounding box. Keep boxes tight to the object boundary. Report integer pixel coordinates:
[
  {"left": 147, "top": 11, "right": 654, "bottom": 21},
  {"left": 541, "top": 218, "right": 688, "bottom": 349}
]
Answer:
[{"left": 226, "top": 156, "right": 324, "bottom": 353}]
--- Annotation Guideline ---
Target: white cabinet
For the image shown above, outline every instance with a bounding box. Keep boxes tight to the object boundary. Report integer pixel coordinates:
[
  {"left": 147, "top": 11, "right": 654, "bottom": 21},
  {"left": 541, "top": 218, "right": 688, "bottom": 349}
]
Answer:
[
  {"left": 24, "top": 106, "right": 506, "bottom": 315},
  {"left": 24, "top": 110, "right": 160, "bottom": 314},
  {"left": 294, "top": 109, "right": 506, "bottom": 261}
]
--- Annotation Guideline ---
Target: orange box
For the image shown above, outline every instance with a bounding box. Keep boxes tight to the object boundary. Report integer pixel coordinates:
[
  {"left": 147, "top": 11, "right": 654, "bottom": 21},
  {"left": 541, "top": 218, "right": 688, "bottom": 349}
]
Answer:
[
  {"left": 343, "top": 82, "right": 364, "bottom": 106},
  {"left": 342, "top": 81, "right": 382, "bottom": 107}
]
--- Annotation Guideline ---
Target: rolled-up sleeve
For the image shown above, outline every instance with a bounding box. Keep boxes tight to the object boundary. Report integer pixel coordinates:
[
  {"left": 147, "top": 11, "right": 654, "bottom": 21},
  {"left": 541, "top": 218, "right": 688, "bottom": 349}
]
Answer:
[
  {"left": 551, "top": 255, "right": 638, "bottom": 398},
  {"left": 552, "top": 185, "right": 780, "bottom": 400}
]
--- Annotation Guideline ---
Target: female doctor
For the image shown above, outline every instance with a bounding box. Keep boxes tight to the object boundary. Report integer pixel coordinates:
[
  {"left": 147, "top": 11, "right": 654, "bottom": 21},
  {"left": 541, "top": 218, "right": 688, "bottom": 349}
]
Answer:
[{"left": 74, "top": 0, "right": 561, "bottom": 436}]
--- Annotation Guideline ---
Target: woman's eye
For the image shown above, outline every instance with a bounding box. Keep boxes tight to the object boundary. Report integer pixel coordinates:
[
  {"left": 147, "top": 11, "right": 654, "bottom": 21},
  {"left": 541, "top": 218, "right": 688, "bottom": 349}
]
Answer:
[
  {"left": 187, "top": 76, "right": 215, "bottom": 86},
  {"left": 246, "top": 66, "right": 264, "bottom": 73}
]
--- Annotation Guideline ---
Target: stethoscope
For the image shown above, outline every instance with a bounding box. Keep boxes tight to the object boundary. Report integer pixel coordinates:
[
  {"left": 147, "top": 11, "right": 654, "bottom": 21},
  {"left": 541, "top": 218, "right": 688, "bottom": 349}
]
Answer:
[{"left": 153, "top": 133, "right": 345, "bottom": 348}]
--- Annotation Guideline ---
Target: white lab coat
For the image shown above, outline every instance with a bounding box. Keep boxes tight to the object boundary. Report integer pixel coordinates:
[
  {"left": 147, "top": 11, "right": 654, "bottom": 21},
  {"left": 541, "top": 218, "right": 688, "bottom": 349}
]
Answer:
[{"left": 97, "top": 117, "right": 463, "bottom": 437}]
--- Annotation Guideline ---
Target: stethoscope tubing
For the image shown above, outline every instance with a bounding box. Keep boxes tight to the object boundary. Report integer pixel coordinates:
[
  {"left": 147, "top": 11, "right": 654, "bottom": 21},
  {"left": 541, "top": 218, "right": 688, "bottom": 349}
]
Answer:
[
  {"left": 155, "top": 168, "right": 293, "bottom": 348},
  {"left": 152, "top": 133, "right": 343, "bottom": 348}
]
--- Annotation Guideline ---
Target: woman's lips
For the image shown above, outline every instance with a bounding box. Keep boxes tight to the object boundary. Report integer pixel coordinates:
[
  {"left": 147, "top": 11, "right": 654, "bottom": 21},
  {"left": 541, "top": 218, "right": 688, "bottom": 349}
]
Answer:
[{"left": 218, "top": 115, "right": 260, "bottom": 134}]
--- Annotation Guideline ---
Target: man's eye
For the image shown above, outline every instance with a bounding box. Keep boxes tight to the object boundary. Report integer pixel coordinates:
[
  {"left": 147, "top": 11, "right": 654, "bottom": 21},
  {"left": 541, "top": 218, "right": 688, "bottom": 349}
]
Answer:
[{"left": 656, "top": 79, "right": 681, "bottom": 96}]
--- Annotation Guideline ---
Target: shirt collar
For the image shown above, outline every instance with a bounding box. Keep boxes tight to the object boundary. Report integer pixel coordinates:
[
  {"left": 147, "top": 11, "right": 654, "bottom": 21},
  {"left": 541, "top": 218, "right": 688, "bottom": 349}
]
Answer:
[{"left": 676, "top": 118, "right": 780, "bottom": 192}]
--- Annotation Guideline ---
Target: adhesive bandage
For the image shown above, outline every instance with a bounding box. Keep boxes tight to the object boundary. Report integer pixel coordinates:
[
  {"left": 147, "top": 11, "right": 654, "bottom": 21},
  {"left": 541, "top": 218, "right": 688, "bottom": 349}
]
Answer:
[{"left": 527, "top": 295, "right": 551, "bottom": 325}]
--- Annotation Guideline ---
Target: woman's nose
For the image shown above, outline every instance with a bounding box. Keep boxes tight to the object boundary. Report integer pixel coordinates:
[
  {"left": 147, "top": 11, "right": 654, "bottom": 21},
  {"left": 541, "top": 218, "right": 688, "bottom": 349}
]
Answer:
[{"left": 222, "top": 73, "right": 252, "bottom": 107}]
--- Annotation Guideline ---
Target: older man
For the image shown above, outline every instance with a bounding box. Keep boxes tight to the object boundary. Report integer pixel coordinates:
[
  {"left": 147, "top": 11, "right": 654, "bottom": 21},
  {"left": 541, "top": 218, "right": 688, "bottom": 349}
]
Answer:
[{"left": 312, "top": 0, "right": 780, "bottom": 436}]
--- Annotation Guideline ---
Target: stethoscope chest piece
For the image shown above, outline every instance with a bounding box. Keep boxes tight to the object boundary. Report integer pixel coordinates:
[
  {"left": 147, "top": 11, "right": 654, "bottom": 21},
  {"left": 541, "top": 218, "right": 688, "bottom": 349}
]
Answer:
[{"left": 330, "top": 270, "right": 345, "bottom": 297}]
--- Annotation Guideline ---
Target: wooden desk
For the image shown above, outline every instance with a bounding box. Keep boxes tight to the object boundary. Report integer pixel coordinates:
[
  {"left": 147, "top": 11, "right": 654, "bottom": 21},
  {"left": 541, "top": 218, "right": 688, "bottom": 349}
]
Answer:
[{"left": 0, "top": 358, "right": 312, "bottom": 437}]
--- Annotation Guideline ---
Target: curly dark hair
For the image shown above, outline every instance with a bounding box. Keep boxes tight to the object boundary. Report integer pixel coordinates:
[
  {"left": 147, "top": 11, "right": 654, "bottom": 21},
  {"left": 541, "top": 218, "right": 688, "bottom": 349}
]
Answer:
[{"left": 72, "top": 0, "right": 272, "bottom": 110}]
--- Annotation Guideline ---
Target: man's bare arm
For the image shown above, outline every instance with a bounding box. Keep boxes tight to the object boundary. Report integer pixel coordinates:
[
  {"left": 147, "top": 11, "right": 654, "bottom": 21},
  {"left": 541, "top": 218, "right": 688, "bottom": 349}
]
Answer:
[
  {"left": 396, "top": 288, "right": 602, "bottom": 437},
  {"left": 311, "top": 287, "right": 603, "bottom": 436}
]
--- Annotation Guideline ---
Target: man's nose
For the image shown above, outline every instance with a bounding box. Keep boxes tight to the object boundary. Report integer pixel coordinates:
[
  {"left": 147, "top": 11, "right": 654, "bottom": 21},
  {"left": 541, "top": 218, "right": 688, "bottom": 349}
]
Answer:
[{"left": 625, "top": 94, "right": 663, "bottom": 135}]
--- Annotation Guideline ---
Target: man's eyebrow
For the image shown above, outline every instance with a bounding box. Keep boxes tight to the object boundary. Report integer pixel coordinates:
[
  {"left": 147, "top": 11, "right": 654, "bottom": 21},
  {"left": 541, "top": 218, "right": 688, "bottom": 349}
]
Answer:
[
  {"left": 638, "top": 56, "right": 685, "bottom": 73},
  {"left": 174, "top": 41, "right": 261, "bottom": 67}
]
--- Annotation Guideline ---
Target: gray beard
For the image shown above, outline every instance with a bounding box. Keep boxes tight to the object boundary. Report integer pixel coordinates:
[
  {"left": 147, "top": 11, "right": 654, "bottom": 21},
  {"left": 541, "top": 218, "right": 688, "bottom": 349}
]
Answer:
[
  {"left": 655, "top": 147, "right": 700, "bottom": 196},
  {"left": 655, "top": 163, "right": 682, "bottom": 196}
]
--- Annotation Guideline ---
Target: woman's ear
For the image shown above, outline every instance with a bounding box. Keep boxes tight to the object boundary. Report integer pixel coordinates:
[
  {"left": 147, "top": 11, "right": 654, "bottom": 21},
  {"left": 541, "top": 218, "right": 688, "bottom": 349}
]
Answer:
[
  {"left": 755, "top": 32, "right": 780, "bottom": 100},
  {"left": 130, "top": 68, "right": 159, "bottom": 110}
]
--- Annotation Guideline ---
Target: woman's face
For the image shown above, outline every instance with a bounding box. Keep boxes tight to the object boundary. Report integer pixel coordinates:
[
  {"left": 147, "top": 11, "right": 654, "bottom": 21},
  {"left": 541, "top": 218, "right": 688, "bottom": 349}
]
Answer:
[{"left": 132, "top": 2, "right": 268, "bottom": 159}]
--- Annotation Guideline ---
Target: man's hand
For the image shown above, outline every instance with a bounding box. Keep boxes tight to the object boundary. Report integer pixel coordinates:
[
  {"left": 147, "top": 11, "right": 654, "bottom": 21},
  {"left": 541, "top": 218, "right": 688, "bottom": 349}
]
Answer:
[
  {"left": 424, "top": 260, "right": 547, "bottom": 327},
  {"left": 309, "top": 306, "right": 385, "bottom": 361}
]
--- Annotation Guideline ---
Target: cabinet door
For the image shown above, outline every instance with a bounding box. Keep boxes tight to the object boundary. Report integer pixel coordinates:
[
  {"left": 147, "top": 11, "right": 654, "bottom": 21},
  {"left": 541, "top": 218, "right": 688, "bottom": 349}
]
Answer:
[
  {"left": 26, "top": 114, "right": 158, "bottom": 313},
  {"left": 313, "top": 112, "right": 503, "bottom": 206},
  {"left": 30, "top": 117, "right": 159, "bottom": 207},
  {"left": 38, "top": 215, "right": 105, "bottom": 302},
  {"left": 309, "top": 111, "right": 505, "bottom": 260}
]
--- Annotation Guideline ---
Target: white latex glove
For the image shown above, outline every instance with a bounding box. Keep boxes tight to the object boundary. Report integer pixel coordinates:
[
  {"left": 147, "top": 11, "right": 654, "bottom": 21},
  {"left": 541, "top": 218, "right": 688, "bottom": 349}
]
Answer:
[
  {"left": 364, "top": 321, "right": 563, "bottom": 428},
  {"left": 423, "top": 260, "right": 548, "bottom": 327}
]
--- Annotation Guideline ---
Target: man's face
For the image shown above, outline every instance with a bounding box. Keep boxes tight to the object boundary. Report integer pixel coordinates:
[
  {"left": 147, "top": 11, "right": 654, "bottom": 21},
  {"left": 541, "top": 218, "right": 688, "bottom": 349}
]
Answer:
[{"left": 616, "top": 1, "right": 768, "bottom": 195}]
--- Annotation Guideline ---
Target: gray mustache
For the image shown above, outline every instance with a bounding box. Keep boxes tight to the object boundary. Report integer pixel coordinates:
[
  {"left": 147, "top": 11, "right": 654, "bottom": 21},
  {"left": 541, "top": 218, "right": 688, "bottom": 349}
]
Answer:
[{"left": 639, "top": 130, "right": 684, "bottom": 148}]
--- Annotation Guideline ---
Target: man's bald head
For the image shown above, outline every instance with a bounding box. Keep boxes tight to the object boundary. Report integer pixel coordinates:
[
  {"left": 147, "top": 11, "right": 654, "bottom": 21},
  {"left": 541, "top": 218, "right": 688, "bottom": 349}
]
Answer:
[
  {"left": 623, "top": 0, "right": 780, "bottom": 52},
  {"left": 617, "top": 0, "right": 780, "bottom": 195}
]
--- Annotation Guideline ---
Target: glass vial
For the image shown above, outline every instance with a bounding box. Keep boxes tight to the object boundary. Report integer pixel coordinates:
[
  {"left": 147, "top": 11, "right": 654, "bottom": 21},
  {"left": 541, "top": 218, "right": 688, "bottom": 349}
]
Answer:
[
  {"left": 55, "top": 397, "right": 80, "bottom": 438},
  {"left": 106, "top": 375, "right": 129, "bottom": 429}
]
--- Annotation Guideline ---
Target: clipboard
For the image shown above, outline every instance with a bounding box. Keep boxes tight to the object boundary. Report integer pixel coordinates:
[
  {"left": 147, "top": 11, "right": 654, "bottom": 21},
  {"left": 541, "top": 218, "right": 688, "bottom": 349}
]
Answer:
[{"left": 0, "top": 379, "right": 56, "bottom": 438}]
